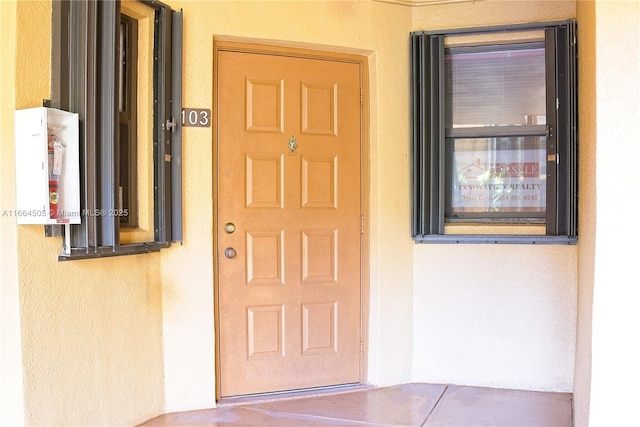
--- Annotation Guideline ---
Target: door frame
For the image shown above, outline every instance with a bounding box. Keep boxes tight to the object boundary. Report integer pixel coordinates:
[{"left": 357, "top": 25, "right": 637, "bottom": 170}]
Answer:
[{"left": 212, "top": 37, "right": 370, "bottom": 401}]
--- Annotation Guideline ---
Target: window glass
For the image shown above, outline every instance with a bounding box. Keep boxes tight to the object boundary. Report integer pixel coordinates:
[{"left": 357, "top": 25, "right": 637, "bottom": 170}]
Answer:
[
  {"left": 119, "top": 1, "right": 156, "bottom": 243},
  {"left": 445, "top": 136, "right": 546, "bottom": 221},
  {"left": 445, "top": 45, "right": 546, "bottom": 128},
  {"left": 119, "top": 14, "right": 138, "bottom": 229}
]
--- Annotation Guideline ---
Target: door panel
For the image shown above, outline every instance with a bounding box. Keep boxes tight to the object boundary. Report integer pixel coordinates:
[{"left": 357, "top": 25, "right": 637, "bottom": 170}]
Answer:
[{"left": 216, "top": 49, "right": 362, "bottom": 398}]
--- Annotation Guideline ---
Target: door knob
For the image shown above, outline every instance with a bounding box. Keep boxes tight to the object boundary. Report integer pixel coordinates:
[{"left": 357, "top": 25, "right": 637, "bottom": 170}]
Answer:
[{"left": 224, "top": 247, "right": 237, "bottom": 259}]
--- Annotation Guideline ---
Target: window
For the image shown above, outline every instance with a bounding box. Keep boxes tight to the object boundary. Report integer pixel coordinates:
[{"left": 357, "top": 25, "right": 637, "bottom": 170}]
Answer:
[
  {"left": 119, "top": 13, "right": 138, "bottom": 228},
  {"left": 50, "top": 0, "right": 183, "bottom": 259},
  {"left": 411, "top": 20, "right": 577, "bottom": 244}
]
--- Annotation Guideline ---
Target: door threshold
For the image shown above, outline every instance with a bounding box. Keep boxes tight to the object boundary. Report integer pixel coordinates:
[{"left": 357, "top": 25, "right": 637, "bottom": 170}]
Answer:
[{"left": 217, "top": 383, "right": 372, "bottom": 407}]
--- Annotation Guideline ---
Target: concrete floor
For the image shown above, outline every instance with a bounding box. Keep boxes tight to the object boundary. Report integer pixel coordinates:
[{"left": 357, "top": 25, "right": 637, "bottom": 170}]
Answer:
[{"left": 140, "top": 383, "right": 573, "bottom": 426}]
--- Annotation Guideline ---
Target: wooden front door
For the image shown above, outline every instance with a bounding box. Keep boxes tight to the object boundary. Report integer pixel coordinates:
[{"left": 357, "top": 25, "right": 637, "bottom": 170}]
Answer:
[{"left": 215, "top": 43, "right": 364, "bottom": 398}]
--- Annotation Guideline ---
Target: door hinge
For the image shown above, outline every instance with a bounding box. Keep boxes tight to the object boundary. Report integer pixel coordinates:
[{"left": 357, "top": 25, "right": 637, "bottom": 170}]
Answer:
[
  {"left": 361, "top": 215, "right": 365, "bottom": 235},
  {"left": 360, "top": 88, "right": 364, "bottom": 107},
  {"left": 360, "top": 341, "right": 364, "bottom": 358}
]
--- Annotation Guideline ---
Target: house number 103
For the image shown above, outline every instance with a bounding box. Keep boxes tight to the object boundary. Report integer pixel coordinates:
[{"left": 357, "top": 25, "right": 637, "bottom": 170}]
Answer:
[{"left": 181, "top": 108, "right": 211, "bottom": 127}]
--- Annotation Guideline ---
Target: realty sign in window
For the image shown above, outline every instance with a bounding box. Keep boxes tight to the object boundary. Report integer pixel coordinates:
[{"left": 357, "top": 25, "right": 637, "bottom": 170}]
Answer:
[{"left": 447, "top": 137, "right": 547, "bottom": 221}]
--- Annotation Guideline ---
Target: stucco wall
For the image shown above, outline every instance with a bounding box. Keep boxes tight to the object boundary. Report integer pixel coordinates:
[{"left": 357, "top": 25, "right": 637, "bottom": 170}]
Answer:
[
  {"left": 589, "top": 1, "right": 640, "bottom": 425},
  {"left": 1, "top": 1, "right": 25, "bottom": 425},
  {"left": 7, "top": 2, "right": 165, "bottom": 425},
  {"left": 411, "top": 0, "right": 578, "bottom": 393},
  {"left": 574, "top": 1, "right": 596, "bottom": 425}
]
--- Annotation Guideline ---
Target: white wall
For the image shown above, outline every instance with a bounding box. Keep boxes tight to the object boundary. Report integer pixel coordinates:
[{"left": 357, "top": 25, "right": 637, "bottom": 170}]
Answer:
[
  {"left": 413, "top": 245, "right": 577, "bottom": 391},
  {"left": 589, "top": 1, "right": 640, "bottom": 425}
]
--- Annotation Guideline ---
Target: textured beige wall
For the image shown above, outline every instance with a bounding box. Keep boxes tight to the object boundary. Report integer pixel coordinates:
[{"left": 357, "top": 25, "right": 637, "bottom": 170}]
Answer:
[
  {"left": 411, "top": 0, "right": 579, "bottom": 393},
  {"left": 0, "top": 1, "right": 25, "bottom": 425},
  {"left": 574, "top": 1, "right": 596, "bottom": 425},
  {"left": 9, "top": 2, "right": 165, "bottom": 425},
  {"left": 412, "top": 0, "right": 575, "bottom": 29}
]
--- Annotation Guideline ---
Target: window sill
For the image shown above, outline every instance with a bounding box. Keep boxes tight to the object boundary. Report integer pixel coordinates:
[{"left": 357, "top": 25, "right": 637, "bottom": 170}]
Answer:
[
  {"left": 57, "top": 241, "right": 171, "bottom": 261},
  {"left": 412, "top": 234, "right": 577, "bottom": 245}
]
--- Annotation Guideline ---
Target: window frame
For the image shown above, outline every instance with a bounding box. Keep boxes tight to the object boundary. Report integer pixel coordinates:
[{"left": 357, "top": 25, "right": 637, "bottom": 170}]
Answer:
[
  {"left": 50, "top": 0, "right": 183, "bottom": 260},
  {"left": 410, "top": 20, "right": 577, "bottom": 245}
]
